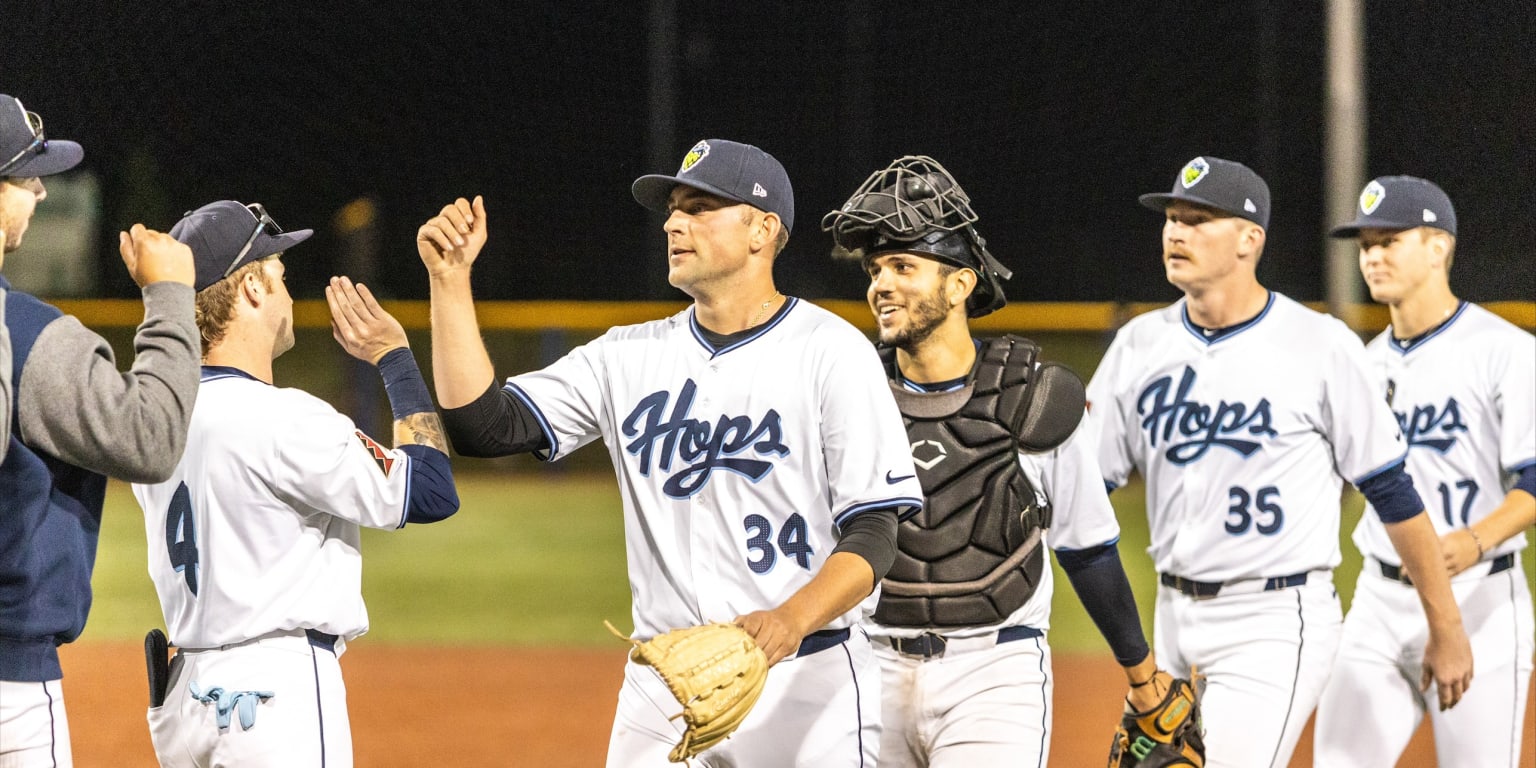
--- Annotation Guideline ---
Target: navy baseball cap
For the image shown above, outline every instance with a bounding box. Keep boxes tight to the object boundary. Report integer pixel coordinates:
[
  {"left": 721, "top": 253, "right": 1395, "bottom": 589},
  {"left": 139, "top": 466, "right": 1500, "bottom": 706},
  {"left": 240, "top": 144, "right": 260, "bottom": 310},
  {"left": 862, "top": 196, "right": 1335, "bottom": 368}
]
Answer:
[
  {"left": 0, "top": 94, "right": 84, "bottom": 177},
  {"left": 170, "top": 200, "right": 313, "bottom": 291},
  {"left": 1139, "top": 156, "right": 1271, "bottom": 230},
  {"left": 632, "top": 139, "right": 795, "bottom": 234},
  {"left": 1329, "top": 175, "right": 1456, "bottom": 238}
]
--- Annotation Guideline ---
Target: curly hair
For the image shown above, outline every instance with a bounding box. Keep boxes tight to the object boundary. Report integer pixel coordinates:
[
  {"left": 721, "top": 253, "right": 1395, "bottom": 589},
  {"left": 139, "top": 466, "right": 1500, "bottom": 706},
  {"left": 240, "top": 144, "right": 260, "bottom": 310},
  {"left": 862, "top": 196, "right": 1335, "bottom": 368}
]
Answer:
[{"left": 193, "top": 259, "right": 270, "bottom": 357}]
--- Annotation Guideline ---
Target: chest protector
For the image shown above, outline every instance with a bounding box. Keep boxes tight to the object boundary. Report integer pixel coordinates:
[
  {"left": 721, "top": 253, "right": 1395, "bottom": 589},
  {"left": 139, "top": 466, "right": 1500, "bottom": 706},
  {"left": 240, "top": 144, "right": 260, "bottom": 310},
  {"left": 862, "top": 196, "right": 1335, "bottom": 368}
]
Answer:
[{"left": 874, "top": 335, "right": 1086, "bottom": 628}]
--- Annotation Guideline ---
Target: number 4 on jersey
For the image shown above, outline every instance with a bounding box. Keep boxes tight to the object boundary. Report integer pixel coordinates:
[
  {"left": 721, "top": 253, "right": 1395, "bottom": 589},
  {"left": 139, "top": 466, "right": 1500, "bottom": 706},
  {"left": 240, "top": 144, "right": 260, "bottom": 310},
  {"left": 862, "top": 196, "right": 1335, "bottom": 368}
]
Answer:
[{"left": 166, "top": 482, "right": 201, "bottom": 596}]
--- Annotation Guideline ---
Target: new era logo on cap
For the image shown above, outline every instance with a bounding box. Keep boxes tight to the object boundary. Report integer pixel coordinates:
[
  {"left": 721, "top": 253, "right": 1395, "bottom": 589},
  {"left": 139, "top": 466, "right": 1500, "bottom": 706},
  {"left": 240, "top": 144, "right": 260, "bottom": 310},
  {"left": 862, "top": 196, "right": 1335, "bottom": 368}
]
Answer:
[
  {"left": 632, "top": 139, "right": 796, "bottom": 233},
  {"left": 1330, "top": 175, "right": 1456, "bottom": 238}
]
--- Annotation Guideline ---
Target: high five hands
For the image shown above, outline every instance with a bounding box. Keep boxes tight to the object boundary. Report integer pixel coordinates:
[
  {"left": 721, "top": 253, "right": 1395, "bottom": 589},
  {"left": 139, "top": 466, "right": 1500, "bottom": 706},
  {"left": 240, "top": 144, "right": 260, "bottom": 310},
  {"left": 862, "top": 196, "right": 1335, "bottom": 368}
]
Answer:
[{"left": 417, "top": 196, "right": 488, "bottom": 277}]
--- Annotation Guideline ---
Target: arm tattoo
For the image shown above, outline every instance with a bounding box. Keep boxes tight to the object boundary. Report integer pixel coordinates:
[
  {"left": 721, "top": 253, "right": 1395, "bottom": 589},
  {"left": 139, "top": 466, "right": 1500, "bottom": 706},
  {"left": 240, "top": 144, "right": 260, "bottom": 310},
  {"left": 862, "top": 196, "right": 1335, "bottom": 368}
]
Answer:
[{"left": 394, "top": 411, "right": 450, "bottom": 453}]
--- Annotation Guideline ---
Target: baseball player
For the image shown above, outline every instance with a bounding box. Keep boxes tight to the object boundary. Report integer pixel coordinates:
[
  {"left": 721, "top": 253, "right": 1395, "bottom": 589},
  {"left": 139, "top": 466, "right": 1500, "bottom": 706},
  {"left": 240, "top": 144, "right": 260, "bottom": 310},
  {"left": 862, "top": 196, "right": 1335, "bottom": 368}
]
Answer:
[
  {"left": 132, "top": 200, "right": 460, "bottom": 768},
  {"left": 419, "top": 139, "right": 922, "bottom": 767},
  {"left": 1314, "top": 176, "right": 1535, "bottom": 767},
  {"left": 1, "top": 284, "right": 10, "bottom": 466},
  {"left": 1085, "top": 156, "right": 1475, "bottom": 767},
  {"left": 0, "top": 94, "right": 201, "bottom": 768},
  {"left": 823, "top": 156, "right": 1191, "bottom": 765}
]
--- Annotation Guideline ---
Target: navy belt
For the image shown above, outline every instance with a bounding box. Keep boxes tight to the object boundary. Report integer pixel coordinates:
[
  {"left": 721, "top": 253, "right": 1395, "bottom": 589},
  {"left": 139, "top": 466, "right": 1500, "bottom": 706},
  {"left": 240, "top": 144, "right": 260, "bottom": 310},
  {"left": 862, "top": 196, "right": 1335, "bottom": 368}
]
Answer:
[
  {"left": 305, "top": 629, "right": 339, "bottom": 652},
  {"left": 1378, "top": 552, "right": 1515, "bottom": 585},
  {"left": 889, "top": 625, "right": 1043, "bottom": 659},
  {"left": 1160, "top": 571, "right": 1309, "bottom": 599},
  {"left": 796, "top": 628, "right": 851, "bottom": 658}
]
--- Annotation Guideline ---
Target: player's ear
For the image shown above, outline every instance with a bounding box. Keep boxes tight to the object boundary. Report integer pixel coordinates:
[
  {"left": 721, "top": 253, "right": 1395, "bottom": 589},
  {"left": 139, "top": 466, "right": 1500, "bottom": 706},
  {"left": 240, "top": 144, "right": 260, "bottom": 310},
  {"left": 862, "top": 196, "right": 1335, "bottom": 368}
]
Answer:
[
  {"left": 1426, "top": 230, "right": 1451, "bottom": 269},
  {"left": 1240, "top": 224, "right": 1266, "bottom": 262},
  {"left": 240, "top": 269, "right": 265, "bottom": 307},
  {"left": 751, "top": 212, "right": 782, "bottom": 255},
  {"left": 949, "top": 267, "right": 978, "bottom": 309}
]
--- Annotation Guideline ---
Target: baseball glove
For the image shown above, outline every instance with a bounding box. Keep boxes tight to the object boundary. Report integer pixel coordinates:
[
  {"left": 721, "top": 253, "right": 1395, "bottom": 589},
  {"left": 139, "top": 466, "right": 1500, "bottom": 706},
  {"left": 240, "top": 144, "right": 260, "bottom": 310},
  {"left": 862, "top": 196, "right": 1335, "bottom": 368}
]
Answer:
[
  {"left": 1108, "top": 673, "right": 1206, "bottom": 767},
  {"left": 607, "top": 621, "right": 769, "bottom": 762}
]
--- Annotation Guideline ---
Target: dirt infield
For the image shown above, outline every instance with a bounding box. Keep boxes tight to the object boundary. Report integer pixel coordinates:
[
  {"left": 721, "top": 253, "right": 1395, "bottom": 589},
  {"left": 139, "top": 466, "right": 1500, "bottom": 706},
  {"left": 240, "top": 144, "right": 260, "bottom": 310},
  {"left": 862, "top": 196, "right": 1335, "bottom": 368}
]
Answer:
[{"left": 62, "top": 642, "right": 1530, "bottom": 766}]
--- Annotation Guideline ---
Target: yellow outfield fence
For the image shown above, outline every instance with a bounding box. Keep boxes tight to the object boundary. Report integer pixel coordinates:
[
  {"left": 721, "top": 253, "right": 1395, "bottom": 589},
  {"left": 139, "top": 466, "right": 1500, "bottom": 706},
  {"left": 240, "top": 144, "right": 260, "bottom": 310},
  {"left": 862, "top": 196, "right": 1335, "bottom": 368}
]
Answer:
[{"left": 49, "top": 298, "right": 1536, "bottom": 333}]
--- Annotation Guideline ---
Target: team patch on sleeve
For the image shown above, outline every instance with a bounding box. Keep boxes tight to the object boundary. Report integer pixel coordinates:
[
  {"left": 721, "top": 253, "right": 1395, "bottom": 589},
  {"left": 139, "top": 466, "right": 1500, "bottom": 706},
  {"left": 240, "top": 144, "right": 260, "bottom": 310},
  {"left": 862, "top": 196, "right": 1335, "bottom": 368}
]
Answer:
[{"left": 354, "top": 430, "right": 396, "bottom": 476}]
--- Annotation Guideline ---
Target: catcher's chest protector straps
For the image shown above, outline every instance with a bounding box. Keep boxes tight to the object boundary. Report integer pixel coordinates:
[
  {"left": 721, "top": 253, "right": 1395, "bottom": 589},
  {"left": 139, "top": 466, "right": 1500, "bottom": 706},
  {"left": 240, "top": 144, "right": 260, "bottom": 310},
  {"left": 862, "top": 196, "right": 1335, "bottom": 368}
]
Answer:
[{"left": 874, "top": 336, "right": 1085, "bottom": 628}]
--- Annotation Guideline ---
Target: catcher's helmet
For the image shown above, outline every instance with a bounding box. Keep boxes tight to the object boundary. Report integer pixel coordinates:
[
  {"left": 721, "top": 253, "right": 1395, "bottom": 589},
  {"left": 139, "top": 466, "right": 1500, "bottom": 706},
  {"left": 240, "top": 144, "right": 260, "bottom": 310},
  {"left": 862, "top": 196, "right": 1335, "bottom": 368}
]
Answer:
[{"left": 822, "top": 156, "right": 1012, "bottom": 317}]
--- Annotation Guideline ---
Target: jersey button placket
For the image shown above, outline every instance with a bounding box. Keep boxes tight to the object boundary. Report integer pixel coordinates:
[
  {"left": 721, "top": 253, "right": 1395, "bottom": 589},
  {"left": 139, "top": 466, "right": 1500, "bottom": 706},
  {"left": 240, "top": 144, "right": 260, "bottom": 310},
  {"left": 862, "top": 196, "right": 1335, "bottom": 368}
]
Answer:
[
  {"left": 689, "top": 362, "right": 720, "bottom": 620},
  {"left": 1181, "top": 344, "right": 1221, "bottom": 576}
]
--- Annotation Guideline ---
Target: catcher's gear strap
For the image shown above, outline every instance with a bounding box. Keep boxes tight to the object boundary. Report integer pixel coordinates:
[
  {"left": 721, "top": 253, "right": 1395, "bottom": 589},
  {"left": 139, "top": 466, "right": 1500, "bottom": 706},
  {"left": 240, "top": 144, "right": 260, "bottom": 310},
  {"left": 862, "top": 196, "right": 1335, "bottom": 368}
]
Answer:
[
  {"left": 882, "top": 528, "right": 1042, "bottom": 598},
  {"left": 439, "top": 379, "right": 549, "bottom": 458}
]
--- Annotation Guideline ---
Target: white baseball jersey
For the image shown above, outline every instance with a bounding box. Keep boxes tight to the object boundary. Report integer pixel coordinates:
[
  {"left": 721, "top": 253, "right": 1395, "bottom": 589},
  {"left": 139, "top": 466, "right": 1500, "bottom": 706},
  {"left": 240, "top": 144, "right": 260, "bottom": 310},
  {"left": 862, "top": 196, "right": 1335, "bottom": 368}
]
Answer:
[
  {"left": 869, "top": 416, "right": 1122, "bottom": 639},
  {"left": 505, "top": 299, "right": 923, "bottom": 639},
  {"left": 133, "top": 367, "right": 416, "bottom": 649},
  {"left": 1354, "top": 302, "right": 1536, "bottom": 564},
  {"left": 1087, "top": 292, "right": 1409, "bottom": 581}
]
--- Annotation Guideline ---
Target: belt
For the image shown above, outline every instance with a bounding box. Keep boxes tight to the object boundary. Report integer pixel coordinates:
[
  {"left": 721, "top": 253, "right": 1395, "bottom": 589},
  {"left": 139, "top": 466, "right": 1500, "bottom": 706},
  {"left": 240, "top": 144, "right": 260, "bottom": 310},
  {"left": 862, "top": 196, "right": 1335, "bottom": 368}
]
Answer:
[
  {"left": 183, "top": 628, "right": 341, "bottom": 654},
  {"left": 305, "top": 629, "right": 339, "bottom": 653},
  {"left": 886, "top": 625, "right": 1043, "bottom": 659},
  {"left": 1160, "top": 571, "right": 1309, "bottom": 599},
  {"left": 795, "top": 628, "right": 851, "bottom": 658},
  {"left": 1378, "top": 552, "right": 1515, "bottom": 585}
]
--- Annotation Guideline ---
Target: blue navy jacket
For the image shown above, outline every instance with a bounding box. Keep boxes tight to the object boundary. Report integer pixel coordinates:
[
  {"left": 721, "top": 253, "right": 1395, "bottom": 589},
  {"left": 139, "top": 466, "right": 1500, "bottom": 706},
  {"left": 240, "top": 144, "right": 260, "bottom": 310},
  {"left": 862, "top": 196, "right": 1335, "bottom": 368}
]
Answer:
[{"left": 1, "top": 275, "right": 199, "bottom": 681}]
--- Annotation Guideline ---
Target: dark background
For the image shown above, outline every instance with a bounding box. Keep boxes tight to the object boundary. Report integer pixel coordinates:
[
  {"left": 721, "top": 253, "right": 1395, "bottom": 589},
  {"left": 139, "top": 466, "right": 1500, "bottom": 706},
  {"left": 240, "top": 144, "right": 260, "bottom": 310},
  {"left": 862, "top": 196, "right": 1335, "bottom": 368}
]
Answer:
[{"left": 3, "top": 0, "right": 1531, "bottom": 304}]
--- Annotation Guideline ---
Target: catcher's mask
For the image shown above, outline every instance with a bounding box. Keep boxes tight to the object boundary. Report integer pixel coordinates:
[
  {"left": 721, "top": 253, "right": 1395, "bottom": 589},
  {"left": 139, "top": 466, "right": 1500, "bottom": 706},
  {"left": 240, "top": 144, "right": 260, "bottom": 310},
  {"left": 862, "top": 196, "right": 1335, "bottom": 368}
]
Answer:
[{"left": 821, "top": 155, "right": 1012, "bottom": 318}]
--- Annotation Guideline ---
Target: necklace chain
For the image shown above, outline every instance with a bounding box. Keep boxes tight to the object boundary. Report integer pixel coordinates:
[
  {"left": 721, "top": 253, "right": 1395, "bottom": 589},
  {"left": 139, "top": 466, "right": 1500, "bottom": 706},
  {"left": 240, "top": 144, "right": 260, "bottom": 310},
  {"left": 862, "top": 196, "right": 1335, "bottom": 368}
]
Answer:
[{"left": 750, "top": 292, "right": 781, "bottom": 327}]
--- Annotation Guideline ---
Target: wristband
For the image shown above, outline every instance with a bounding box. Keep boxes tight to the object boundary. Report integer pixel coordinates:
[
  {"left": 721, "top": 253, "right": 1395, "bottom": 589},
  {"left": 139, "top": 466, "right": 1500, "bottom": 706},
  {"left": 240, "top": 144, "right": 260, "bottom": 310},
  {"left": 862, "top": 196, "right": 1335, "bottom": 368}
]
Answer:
[
  {"left": 1466, "top": 528, "right": 1486, "bottom": 559},
  {"left": 377, "top": 347, "right": 434, "bottom": 419}
]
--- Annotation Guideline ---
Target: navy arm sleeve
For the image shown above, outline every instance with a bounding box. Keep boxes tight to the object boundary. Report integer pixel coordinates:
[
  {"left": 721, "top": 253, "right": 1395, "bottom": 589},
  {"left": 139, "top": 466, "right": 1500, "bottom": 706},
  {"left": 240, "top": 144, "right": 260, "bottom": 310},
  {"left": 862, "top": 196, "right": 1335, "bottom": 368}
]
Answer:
[
  {"left": 1514, "top": 464, "right": 1536, "bottom": 498},
  {"left": 831, "top": 508, "right": 899, "bottom": 582},
  {"left": 1056, "top": 541, "right": 1151, "bottom": 667},
  {"left": 1357, "top": 462, "right": 1424, "bottom": 524},
  {"left": 440, "top": 380, "right": 551, "bottom": 458},
  {"left": 399, "top": 445, "right": 459, "bottom": 524}
]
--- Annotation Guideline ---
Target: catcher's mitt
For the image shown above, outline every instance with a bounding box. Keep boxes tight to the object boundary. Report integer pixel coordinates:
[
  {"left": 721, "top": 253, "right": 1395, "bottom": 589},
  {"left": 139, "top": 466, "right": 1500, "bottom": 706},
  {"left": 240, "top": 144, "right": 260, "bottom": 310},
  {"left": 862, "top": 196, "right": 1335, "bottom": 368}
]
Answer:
[
  {"left": 1108, "top": 673, "right": 1206, "bottom": 767},
  {"left": 607, "top": 621, "right": 769, "bottom": 762}
]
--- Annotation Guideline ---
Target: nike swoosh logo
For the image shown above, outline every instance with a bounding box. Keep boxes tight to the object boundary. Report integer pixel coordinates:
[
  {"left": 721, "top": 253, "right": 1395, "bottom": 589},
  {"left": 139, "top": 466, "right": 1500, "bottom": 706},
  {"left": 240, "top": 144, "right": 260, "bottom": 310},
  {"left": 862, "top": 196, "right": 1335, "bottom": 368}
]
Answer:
[{"left": 885, "top": 471, "right": 915, "bottom": 484}]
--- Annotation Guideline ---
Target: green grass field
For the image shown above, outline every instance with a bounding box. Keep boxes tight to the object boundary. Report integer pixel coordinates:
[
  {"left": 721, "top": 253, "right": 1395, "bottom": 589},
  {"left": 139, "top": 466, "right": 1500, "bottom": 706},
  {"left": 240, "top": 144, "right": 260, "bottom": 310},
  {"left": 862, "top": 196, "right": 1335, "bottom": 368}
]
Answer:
[{"left": 91, "top": 468, "right": 1533, "bottom": 652}]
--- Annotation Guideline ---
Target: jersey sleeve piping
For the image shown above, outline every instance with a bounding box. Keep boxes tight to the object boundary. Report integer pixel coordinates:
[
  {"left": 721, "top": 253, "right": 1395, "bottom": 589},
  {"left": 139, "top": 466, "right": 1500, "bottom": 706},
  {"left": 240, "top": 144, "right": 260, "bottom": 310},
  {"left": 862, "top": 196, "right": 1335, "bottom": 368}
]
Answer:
[
  {"left": 1053, "top": 534, "right": 1121, "bottom": 553},
  {"left": 395, "top": 451, "right": 411, "bottom": 529},
  {"left": 1351, "top": 454, "right": 1409, "bottom": 487},
  {"left": 836, "top": 497, "right": 923, "bottom": 528},
  {"left": 1505, "top": 457, "right": 1536, "bottom": 474},
  {"left": 503, "top": 382, "right": 559, "bottom": 462}
]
